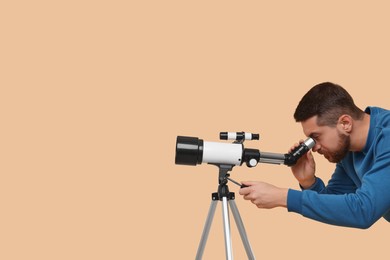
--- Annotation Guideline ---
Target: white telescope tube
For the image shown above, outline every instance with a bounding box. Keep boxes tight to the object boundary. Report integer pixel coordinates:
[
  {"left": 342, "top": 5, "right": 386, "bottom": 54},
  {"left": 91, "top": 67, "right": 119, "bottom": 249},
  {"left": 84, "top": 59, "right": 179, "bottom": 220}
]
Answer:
[{"left": 202, "top": 141, "right": 243, "bottom": 166}]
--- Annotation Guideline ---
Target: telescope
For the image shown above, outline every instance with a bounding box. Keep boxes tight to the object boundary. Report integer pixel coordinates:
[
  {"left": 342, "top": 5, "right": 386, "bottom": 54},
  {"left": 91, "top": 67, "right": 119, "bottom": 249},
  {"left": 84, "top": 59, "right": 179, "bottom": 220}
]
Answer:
[
  {"left": 175, "top": 131, "right": 315, "bottom": 167},
  {"left": 175, "top": 132, "right": 315, "bottom": 259}
]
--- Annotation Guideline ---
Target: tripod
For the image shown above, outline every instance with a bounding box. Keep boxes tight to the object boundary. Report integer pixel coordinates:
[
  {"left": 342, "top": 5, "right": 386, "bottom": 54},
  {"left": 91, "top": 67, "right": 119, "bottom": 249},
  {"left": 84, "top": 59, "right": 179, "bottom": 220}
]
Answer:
[{"left": 196, "top": 165, "right": 255, "bottom": 260}]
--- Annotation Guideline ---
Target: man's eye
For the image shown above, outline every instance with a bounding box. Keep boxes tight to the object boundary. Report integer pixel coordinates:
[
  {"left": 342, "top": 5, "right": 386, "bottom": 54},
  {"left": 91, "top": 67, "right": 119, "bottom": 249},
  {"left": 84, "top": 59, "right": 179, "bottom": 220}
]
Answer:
[{"left": 311, "top": 135, "right": 319, "bottom": 141}]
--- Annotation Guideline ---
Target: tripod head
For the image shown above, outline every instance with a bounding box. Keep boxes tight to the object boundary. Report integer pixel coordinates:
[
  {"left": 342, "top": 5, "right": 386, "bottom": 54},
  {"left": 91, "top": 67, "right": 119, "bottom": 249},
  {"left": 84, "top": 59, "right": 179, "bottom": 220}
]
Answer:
[{"left": 214, "top": 164, "right": 235, "bottom": 200}]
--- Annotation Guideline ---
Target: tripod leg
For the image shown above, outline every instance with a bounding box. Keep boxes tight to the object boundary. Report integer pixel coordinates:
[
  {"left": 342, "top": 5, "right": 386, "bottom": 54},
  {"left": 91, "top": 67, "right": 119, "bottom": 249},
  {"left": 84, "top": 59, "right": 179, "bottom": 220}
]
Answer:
[
  {"left": 222, "top": 197, "right": 234, "bottom": 260},
  {"left": 229, "top": 200, "right": 256, "bottom": 260},
  {"left": 196, "top": 200, "right": 218, "bottom": 260}
]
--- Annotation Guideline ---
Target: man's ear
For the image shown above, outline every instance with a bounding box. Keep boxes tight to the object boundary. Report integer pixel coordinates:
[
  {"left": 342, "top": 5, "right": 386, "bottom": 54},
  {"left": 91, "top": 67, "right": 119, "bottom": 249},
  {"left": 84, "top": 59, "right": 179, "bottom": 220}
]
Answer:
[{"left": 338, "top": 114, "right": 353, "bottom": 133}]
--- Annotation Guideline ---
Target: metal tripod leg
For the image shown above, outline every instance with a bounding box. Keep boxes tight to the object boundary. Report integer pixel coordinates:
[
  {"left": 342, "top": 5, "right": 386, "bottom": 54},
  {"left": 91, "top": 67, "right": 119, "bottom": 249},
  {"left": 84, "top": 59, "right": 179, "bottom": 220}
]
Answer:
[
  {"left": 222, "top": 197, "right": 233, "bottom": 260},
  {"left": 229, "top": 200, "right": 256, "bottom": 260},
  {"left": 196, "top": 199, "right": 218, "bottom": 260}
]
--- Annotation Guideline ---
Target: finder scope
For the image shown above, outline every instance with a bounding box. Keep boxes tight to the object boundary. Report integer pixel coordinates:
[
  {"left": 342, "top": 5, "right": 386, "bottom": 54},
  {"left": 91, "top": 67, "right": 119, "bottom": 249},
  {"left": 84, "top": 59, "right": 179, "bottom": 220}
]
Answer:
[{"left": 220, "top": 132, "right": 259, "bottom": 141}]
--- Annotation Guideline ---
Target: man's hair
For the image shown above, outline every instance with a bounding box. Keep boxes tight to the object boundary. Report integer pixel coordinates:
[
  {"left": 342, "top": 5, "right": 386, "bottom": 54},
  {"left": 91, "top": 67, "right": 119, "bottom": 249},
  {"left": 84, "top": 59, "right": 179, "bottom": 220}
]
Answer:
[{"left": 294, "top": 82, "right": 364, "bottom": 126}]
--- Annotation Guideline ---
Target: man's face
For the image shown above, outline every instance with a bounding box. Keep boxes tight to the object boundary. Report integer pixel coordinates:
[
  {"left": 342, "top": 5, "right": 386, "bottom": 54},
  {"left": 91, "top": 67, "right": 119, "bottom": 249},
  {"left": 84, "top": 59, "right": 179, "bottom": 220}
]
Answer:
[{"left": 302, "top": 116, "right": 350, "bottom": 163}]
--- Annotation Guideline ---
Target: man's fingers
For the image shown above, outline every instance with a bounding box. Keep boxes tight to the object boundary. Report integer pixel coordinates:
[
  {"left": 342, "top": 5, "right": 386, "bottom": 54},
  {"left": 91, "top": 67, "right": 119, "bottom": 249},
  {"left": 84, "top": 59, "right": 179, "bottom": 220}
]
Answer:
[{"left": 238, "top": 181, "right": 255, "bottom": 195}]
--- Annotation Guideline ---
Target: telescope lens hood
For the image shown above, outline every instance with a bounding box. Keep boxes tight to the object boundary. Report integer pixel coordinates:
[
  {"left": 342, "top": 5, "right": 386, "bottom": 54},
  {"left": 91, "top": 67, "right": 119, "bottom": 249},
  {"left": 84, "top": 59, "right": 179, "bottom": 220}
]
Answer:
[{"left": 175, "top": 136, "right": 204, "bottom": 165}]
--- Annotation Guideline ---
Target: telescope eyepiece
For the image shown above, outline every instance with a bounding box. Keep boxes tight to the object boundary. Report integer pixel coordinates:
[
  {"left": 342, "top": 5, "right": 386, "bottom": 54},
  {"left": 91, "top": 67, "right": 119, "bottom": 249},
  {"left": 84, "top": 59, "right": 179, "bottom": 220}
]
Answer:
[{"left": 284, "top": 137, "right": 316, "bottom": 166}]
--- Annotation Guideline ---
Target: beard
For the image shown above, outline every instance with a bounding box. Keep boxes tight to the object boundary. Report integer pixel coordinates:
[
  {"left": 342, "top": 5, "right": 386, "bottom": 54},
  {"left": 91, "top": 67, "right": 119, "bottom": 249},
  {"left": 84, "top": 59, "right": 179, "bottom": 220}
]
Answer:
[{"left": 323, "top": 132, "right": 351, "bottom": 163}]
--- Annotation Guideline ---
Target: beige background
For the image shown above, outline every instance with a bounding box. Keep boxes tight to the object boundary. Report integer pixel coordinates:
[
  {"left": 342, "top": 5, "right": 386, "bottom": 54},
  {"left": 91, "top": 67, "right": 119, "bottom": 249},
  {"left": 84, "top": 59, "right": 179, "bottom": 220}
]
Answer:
[{"left": 1, "top": 1, "right": 390, "bottom": 259}]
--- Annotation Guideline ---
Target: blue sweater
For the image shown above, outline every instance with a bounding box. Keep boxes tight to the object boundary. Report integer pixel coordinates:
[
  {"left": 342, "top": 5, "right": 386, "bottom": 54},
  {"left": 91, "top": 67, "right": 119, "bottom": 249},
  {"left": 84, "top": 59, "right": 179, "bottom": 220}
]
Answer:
[{"left": 287, "top": 106, "right": 390, "bottom": 229}]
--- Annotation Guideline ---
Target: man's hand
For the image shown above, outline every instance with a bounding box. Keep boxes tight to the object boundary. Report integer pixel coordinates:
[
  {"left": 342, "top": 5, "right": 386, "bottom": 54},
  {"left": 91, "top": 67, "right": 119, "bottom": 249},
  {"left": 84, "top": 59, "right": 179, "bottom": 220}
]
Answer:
[
  {"left": 238, "top": 181, "right": 288, "bottom": 209},
  {"left": 289, "top": 141, "right": 316, "bottom": 189}
]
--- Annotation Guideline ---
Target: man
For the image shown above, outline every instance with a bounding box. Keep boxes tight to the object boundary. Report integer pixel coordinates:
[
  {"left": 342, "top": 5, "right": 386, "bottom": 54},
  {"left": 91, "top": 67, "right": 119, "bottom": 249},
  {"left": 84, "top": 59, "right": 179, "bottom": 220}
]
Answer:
[{"left": 239, "top": 82, "right": 390, "bottom": 229}]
